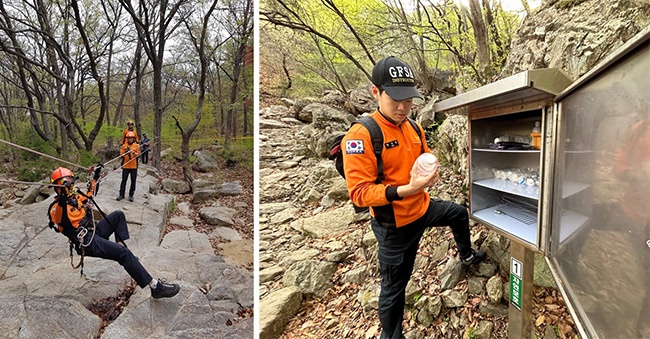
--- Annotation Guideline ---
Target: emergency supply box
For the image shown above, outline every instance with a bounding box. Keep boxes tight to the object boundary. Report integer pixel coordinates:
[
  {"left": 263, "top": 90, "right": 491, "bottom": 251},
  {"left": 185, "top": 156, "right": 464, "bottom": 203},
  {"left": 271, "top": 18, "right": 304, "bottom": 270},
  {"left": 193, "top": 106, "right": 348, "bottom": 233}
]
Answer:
[{"left": 434, "top": 26, "right": 649, "bottom": 339}]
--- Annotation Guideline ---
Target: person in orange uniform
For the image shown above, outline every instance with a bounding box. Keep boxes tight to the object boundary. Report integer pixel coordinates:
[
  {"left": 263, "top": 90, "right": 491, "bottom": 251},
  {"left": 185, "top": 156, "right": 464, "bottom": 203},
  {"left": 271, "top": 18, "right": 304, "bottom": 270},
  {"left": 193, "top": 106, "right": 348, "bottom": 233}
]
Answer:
[
  {"left": 117, "top": 131, "right": 140, "bottom": 202},
  {"left": 342, "top": 56, "right": 485, "bottom": 339},
  {"left": 120, "top": 120, "right": 139, "bottom": 145},
  {"left": 48, "top": 167, "right": 180, "bottom": 298}
]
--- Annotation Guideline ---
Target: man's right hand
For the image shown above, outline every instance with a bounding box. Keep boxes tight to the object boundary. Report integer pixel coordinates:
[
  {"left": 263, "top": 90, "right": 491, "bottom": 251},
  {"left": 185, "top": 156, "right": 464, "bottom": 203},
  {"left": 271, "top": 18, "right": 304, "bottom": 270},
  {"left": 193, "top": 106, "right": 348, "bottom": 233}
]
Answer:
[{"left": 397, "top": 165, "right": 439, "bottom": 197}]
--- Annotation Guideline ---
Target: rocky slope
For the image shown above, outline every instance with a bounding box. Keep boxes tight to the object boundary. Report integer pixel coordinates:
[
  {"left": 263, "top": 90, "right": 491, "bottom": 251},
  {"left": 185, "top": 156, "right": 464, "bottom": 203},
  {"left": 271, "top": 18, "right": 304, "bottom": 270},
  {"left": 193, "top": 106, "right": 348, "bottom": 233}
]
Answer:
[
  {"left": 0, "top": 154, "right": 253, "bottom": 338},
  {"left": 258, "top": 102, "right": 575, "bottom": 339}
]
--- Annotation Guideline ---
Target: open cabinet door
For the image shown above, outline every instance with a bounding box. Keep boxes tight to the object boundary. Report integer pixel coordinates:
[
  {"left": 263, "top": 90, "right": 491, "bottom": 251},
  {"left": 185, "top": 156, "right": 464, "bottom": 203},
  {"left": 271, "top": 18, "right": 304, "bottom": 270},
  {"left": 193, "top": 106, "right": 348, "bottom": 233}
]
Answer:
[{"left": 548, "top": 27, "right": 650, "bottom": 339}]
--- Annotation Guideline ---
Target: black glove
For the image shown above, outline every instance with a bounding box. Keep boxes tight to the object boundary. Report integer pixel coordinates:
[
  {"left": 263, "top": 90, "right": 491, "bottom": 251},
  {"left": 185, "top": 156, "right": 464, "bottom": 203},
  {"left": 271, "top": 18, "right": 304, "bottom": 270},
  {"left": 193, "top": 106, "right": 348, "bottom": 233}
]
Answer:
[
  {"left": 48, "top": 221, "right": 60, "bottom": 233},
  {"left": 63, "top": 179, "right": 72, "bottom": 193},
  {"left": 93, "top": 164, "right": 103, "bottom": 180}
]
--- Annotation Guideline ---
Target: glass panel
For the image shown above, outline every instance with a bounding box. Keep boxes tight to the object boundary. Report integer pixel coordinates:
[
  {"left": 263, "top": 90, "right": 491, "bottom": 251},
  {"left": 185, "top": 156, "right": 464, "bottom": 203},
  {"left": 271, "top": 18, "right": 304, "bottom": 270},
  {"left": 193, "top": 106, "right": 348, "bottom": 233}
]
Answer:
[{"left": 553, "top": 43, "right": 650, "bottom": 338}]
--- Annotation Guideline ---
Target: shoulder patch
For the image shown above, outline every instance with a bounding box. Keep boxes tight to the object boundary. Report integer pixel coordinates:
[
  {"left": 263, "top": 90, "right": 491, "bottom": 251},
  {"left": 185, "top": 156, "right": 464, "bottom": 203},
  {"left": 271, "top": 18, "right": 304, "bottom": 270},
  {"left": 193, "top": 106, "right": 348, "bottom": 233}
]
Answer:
[{"left": 345, "top": 139, "right": 364, "bottom": 154}]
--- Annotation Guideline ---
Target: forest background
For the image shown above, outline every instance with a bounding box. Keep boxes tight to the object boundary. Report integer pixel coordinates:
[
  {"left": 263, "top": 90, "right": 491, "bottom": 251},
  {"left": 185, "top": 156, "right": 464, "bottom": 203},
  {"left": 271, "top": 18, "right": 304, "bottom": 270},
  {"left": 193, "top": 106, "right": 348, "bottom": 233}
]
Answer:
[
  {"left": 260, "top": 0, "right": 542, "bottom": 101},
  {"left": 0, "top": 0, "right": 254, "bottom": 185}
]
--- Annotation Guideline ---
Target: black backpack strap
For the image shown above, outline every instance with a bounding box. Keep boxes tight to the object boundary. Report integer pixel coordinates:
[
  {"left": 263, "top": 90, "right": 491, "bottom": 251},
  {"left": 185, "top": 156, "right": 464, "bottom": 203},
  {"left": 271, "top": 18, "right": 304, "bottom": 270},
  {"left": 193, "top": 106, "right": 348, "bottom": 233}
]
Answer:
[
  {"left": 406, "top": 117, "right": 425, "bottom": 154},
  {"left": 355, "top": 116, "right": 384, "bottom": 183}
]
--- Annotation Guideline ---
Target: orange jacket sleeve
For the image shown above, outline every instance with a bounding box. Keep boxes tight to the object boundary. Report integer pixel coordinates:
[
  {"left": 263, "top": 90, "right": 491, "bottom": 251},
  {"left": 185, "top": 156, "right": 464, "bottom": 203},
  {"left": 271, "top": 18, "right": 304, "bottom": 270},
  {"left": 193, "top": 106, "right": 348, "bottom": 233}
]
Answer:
[{"left": 342, "top": 123, "right": 392, "bottom": 208}]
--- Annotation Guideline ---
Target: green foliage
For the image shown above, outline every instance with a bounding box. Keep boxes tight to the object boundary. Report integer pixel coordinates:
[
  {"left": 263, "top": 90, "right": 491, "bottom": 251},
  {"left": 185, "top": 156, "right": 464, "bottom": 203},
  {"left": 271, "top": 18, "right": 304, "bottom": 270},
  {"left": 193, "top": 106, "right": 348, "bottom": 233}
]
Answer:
[
  {"left": 465, "top": 327, "right": 477, "bottom": 339},
  {"left": 218, "top": 137, "right": 254, "bottom": 171},
  {"left": 169, "top": 196, "right": 177, "bottom": 212},
  {"left": 412, "top": 292, "right": 421, "bottom": 302},
  {"left": 17, "top": 160, "right": 53, "bottom": 182}
]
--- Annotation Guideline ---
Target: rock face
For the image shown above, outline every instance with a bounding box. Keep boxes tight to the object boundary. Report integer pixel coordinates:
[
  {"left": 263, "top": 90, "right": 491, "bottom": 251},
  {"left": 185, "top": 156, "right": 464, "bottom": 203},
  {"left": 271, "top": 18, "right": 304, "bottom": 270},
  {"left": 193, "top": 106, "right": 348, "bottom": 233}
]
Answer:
[
  {"left": 0, "top": 170, "right": 252, "bottom": 338},
  {"left": 502, "top": 0, "right": 650, "bottom": 79}
]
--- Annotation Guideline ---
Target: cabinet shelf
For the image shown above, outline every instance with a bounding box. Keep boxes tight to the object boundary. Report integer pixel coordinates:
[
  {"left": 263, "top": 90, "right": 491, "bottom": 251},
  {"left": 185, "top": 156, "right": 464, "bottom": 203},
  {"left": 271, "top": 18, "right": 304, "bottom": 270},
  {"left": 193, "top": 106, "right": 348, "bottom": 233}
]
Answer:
[
  {"left": 473, "top": 178, "right": 590, "bottom": 200},
  {"left": 473, "top": 207, "right": 589, "bottom": 246},
  {"left": 474, "top": 178, "right": 538, "bottom": 199},
  {"left": 473, "top": 206, "right": 538, "bottom": 244}
]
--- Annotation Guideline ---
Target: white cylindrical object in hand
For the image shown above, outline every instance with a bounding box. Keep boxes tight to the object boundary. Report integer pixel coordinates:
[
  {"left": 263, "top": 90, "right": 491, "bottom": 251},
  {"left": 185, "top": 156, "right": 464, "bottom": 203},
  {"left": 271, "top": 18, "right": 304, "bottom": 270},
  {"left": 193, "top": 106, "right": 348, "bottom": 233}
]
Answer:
[{"left": 413, "top": 153, "right": 438, "bottom": 176}]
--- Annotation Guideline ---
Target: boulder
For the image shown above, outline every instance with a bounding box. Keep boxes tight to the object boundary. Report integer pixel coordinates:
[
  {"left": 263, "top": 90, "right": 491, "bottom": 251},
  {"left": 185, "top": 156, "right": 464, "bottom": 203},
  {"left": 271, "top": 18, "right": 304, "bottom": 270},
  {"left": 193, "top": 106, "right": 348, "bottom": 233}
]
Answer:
[{"left": 259, "top": 287, "right": 303, "bottom": 339}]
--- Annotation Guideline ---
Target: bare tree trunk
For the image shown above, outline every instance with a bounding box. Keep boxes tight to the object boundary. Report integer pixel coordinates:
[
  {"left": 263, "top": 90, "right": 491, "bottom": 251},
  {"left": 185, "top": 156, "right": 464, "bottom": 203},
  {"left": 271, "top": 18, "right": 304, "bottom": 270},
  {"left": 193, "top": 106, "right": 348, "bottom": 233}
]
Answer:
[{"left": 467, "top": 0, "right": 491, "bottom": 81}]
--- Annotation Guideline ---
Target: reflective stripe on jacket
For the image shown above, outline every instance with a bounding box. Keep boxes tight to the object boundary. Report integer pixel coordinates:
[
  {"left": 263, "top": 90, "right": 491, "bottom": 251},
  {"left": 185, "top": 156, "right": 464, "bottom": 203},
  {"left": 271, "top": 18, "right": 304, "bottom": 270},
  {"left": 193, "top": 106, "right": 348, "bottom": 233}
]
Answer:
[{"left": 342, "top": 110, "right": 431, "bottom": 227}]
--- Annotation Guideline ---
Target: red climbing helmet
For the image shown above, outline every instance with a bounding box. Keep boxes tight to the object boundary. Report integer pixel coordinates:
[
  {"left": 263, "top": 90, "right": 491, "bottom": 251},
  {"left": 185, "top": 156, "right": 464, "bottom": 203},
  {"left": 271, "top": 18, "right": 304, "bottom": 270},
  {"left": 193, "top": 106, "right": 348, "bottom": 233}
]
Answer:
[{"left": 51, "top": 167, "right": 74, "bottom": 184}]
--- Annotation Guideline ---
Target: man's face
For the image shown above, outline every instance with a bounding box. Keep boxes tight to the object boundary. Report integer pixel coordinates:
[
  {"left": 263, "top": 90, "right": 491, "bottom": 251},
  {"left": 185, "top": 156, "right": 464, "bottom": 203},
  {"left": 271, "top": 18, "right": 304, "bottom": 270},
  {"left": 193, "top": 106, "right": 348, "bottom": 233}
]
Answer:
[
  {"left": 127, "top": 137, "right": 135, "bottom": 144},
  {"left": 128, "top": 123, "right": 134, "bottom": 130},
  {"left": 371, "top": 85, "right": 414, "bottom": 124}
]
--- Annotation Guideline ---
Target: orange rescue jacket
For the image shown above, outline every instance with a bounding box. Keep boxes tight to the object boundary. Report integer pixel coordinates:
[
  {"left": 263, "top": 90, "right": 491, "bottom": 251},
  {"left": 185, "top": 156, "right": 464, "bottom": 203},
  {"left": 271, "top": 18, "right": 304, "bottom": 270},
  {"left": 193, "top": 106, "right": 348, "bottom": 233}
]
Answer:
[
  {"left": 120, "top": 128, "right": 139, "bottom": 145},
  {"left": 48, "top": 180, "right": 97, "bottom": 240},
  {"left": 121, "top": 142, "right": 140, "bottom": 169},
  {"left": 342, "top": 110, "right": 431, "bottom": 227}
]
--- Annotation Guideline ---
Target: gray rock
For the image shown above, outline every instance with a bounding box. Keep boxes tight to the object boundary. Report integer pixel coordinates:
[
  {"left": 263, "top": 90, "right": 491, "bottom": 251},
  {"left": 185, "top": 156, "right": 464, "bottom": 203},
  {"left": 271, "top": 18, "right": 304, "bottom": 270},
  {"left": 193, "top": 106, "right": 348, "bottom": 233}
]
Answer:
[
  {"left": 534, "top": 252, "right": 557, "bottom": 288},
  {"left": 282, "top": 260, "right": 337, "bottom": 297},
  {"left": 259, "top": 266, "right": 284, "bottom": 283},
  {"left": 486, "top": 275, "right": 504, "bottom": 303},
  {"left": 260, "top": 105, "right": 292, "bottom": 119},
  {"left": 259, "top": 202, "right": 293, "bottom": 215},
  {"left": 258, "top": 287, "right": 303, "bottom": 339},
  {"left": 269, "top": 207, "right": 299, "bottom": 225},
  {"left": 0, "top": 296, "right": 101, "bottom": 337},
  {"left": 341, "top": 266, "right": 368, "bottom": 284},
  {"left": 193, "top": 186, "right": 217, "bottom": 203},
  {"left": 439, "top": 257, "right": 464, "bottom": 290},
  {"left": 441, "top": 290, "right": 467, "bottom": 308},
  {"left": 414, "top": 295, "right": 442, "bottom": 326},
  {"left": 219, "top": 181, "right": 244, "bottom": 196},
  {"left": 162, "top": 178, "right": 191, "bottom": 194},
  {"left": 478, "top": 261, "right": 498, "bottom": 277},
  {"left": 324, "top": 250, "right": 349, "bottom": 263},
  {"left": 357, "top": 284, "right": 380, "bottom": 312},
  {"left": 278, "top": 249, "right": 320, "bottom": 267},
  {"left": 502, "top": 0, "right": 650, "bottom": 80},
  {"left": 259, "top": 118, "right": 291, "bottom": 129},
  {"left": 199, "top": 206, "right": 237, "bottom": 226},
  {"left": 478, "top": 300, "right": 508, "bottom": 317},
  {"left": 210, "top": 226, "right": 242, "bottom": 241},
  {"left": 192, "top": 150, "right": 219, "bottom": 173},
  {"left": 169, "top": 216, "right": 195, "bottom": 228},
  {"left": 289, "top": 206, "right": 355, "bottom": 238},
  {"left": 348, "top": 85, "right": 376, "bottom": 114},
  {"left": 18, "top": 184, "right": 42, "bottom": 205},
  {"left": 467, "top": 277, "right": 485, "bottom": 296},
  {"left": 469, "top": 320, "right": 494, "bottom": 339}
]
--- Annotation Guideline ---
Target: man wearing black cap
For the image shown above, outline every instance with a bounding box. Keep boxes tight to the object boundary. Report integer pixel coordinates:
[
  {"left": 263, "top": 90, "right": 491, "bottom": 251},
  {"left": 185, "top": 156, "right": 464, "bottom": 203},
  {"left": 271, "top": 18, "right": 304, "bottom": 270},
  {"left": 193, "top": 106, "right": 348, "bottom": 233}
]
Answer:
[{"left": 342, "top": 56, "right": 485, "bottom": 339}]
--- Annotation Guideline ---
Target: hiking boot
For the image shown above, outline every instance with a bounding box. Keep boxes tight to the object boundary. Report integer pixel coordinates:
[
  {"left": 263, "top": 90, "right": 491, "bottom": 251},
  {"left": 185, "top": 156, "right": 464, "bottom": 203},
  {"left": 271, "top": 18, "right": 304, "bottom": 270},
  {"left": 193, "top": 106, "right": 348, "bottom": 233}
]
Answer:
[
  {"left": 151, "top": 279, "right": 180, "bottom": 299},
  {"left": 461, "top": 249, "right": 486, "bottom": 267},
  {"left": 116, "top": 195, "right": 124, "bottom": 201},
  {"left": 128, "top": 195, "right": 134, "bottom": 202}
]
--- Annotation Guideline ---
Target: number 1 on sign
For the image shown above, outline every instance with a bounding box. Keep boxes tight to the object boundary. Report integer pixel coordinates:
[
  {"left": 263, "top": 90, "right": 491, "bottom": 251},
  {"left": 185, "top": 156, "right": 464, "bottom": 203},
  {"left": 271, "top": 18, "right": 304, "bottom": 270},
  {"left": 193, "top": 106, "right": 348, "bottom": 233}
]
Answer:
[{"left": 511, "top": 257, "right": 522, "bottom": 279}]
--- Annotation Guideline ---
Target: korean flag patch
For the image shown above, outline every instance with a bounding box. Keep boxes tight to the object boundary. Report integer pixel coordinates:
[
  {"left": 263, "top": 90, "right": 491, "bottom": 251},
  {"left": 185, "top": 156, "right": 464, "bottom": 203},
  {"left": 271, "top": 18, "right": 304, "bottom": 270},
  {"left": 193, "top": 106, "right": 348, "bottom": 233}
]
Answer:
[{"left": 346, "top": 140, "right": 364, "bottom": 154}]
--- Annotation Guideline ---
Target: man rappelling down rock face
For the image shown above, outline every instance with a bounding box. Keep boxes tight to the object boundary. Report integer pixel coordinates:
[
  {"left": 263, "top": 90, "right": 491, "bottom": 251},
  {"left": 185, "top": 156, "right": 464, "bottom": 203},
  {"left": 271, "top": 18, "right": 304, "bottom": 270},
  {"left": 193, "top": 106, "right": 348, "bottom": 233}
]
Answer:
[{"left": 48, "top": 166, "right": 180, "bottom": 299}]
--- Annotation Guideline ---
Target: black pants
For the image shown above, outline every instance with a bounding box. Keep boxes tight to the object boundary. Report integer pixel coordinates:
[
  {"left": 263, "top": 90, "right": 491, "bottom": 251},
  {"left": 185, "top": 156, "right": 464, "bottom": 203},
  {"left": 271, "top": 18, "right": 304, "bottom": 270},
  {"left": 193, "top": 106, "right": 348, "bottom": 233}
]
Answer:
[
  {"left": 79, "top": 211, "right": 152, "bottom": 288},
  {"left": 141, "top": 149, "right": 149, "bottom": 164},
  {"left": 372, "top": 199, "right": 472, "bottom": 339},
  {"left": 119, "top": 168, "right": 137, "bottom": 197}
]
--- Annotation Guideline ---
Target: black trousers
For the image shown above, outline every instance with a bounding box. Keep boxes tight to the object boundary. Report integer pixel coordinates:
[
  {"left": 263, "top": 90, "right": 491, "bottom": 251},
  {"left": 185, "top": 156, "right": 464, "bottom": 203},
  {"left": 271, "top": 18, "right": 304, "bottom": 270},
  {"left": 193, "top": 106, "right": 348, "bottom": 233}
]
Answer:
[
  {"left": 141, "top": 149, "right": 149, "bottom": 164},
  {"left": 371, "top": 199, "right": 472, "bottom": 339},
  {"left": 79, "top": 210, "right": 152, "bottom": 288},
  {"left": 119, "top": 168, "right": 137, "bottom": 197}
]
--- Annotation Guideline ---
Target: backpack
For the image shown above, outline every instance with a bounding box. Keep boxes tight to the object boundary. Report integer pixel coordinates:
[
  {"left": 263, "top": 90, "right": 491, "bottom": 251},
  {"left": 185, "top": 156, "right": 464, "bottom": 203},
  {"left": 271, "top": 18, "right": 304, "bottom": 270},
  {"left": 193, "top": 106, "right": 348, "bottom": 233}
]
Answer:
[{"left": 328, "top": 115, "right": 424, "bottom": 213}]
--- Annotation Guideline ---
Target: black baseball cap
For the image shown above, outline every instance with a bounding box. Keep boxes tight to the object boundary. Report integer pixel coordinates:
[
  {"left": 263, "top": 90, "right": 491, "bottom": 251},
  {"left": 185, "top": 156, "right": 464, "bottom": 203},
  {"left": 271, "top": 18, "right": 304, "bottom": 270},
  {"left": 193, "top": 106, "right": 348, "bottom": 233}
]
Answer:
[{"left": 372, "top": 56, "right": 423, "bottom": 101}]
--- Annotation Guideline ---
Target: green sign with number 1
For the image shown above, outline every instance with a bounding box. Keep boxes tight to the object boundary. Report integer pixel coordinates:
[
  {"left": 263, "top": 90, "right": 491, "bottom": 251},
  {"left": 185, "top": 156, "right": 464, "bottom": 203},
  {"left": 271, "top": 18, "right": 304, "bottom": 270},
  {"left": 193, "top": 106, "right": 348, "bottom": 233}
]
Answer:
[{"left": 510, "top": 257, "right": 523, "bottom": 310}]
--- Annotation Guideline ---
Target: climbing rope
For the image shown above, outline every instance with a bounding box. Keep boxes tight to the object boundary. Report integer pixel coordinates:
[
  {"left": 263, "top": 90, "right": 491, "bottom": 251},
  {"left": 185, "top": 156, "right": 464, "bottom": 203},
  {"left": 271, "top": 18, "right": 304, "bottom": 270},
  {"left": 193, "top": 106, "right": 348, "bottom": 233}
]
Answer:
[{"left": 0, "top": 138, "right": 88, "bottom": 171}]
